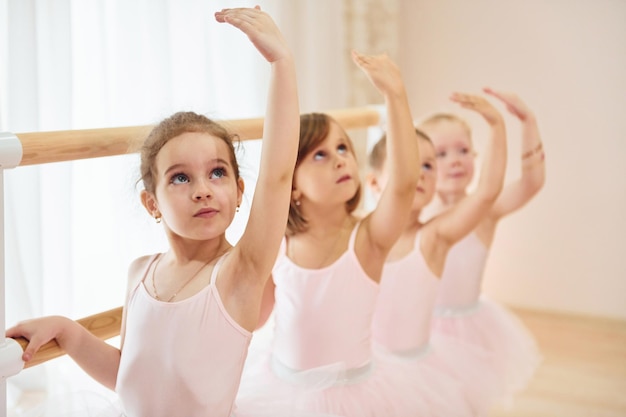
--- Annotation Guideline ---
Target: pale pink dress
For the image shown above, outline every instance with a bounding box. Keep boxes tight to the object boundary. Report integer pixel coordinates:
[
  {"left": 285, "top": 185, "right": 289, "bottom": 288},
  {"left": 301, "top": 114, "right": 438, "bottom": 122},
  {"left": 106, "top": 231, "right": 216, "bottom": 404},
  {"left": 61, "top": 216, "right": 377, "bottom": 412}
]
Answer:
[
  {"left": 28, "top": 253, "right": 324, "bottom": 417},
  {"left": 372, "top": 231, "right": 502, "bottom": 416},
  {"left": 431, "top": 233, "right": 542, "bottom": 401},
  {"left": 239, "top": 224, "right": 427, "bottom": 417},
  {"left": 31, "top": 253, "right": 251, "bottom": 417},
  {"left": 116, "top": 253, "right": 251, "bottom": 417}
]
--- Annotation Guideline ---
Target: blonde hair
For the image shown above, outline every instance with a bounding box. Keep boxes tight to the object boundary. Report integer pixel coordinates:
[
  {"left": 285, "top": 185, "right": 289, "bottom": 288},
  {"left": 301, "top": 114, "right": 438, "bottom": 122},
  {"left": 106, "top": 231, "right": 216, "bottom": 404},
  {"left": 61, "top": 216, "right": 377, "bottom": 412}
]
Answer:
[{"left": 417, "top": 113, "right": 472, "bottom": 139}]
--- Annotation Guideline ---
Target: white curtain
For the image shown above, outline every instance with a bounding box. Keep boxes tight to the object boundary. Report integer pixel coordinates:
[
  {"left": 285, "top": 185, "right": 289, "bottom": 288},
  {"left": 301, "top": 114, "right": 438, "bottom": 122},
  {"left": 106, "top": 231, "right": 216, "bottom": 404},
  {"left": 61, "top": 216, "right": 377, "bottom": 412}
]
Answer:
[
  {"left": 1, "top": 0, "right": 276, "bottom": 409},
  {"left": 1, "top": 0, "right": 398, "bottom": 412}
]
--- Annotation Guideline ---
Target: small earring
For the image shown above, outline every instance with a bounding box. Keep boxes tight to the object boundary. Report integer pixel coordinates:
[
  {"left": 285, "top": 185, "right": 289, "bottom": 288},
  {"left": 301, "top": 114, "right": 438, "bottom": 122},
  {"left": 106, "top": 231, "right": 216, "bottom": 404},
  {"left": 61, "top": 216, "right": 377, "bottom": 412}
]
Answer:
[
  {"left": 236, "top": 205, "right": 240, "bottom": 213},
  {"left": 155, "top": 216, "right": 162, "bottom": 224},
  {"left": 294, "top": 200, "right": 301, "bottom": 207}
]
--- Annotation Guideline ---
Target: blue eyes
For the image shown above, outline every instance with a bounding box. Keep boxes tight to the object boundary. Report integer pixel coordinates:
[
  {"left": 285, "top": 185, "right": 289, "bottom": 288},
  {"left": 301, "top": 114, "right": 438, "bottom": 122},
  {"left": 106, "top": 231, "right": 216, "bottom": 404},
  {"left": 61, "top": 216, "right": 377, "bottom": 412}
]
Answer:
[
  {"left": 313, "top": 144, "right": 348, "bottom": 160},
  {"left": 210, "top": 168, "right": 225, "bottom": 179},
  {"left": 422, "top": 162, "right": 433, "bottom": 171},
  {"left": 313, "top": 151, "right": 326, "bottom": 160},
  {"left": 169, "top": 167, "right": 226, "bottom": 184},
  {"left": 436, "top": 148, "right": 469, "bottom": 158},
  {"left": 171, "top": 173, "right": 190, "bottom": 184}
]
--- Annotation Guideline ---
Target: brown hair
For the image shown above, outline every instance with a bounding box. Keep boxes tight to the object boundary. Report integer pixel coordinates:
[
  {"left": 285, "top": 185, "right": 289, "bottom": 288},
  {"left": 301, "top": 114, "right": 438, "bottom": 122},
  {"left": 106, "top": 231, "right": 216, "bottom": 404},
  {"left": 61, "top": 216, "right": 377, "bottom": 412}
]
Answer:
[
  {"left": 138, "top": 111, "right": 241, "bottom": 194},
  {"left": 287, "top": 113, "right": 362, "bottom": 235},
  {"left": 368, "top": 128, "right": 431, "bottom": 172}
]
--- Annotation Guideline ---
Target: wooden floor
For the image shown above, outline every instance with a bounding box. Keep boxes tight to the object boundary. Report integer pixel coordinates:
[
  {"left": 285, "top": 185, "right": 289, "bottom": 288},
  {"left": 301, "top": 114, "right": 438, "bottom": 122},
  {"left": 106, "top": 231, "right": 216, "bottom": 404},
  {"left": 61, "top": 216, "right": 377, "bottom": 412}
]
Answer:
[{"left": 489, "top": 308, "right": 626, "bottom": 417}]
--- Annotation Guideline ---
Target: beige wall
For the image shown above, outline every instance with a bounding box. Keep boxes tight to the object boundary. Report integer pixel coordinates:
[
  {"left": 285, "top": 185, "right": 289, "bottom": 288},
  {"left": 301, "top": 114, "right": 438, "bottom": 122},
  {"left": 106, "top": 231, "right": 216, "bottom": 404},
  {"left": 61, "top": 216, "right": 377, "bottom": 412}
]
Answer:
[{"left": 397, "top": 0, "right": 626, "bottom": 320}]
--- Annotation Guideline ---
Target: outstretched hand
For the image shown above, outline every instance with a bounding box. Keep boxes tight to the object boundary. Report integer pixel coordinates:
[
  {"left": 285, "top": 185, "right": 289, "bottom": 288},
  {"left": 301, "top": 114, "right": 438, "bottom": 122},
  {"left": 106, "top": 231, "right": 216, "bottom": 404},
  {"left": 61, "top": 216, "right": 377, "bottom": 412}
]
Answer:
[
  {"left": 484, "top": 87, "right": 533, "bottom": 121},
  {"left": 351, "top": 50, "right": 405, "bottom": 98},
  {"left": 215, "top": 6, "right": 291, "bottom": 63},
  {"left": 450, "top": 92, "right": 503, "bottom": 126}
]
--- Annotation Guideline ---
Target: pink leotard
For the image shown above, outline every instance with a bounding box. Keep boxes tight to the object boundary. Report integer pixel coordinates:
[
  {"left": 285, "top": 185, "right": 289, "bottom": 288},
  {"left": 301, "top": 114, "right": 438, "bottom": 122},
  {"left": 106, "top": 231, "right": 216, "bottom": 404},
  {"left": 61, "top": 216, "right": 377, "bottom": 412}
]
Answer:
[
  {"left": 116, "top": 253, "right": 251, "bottom": 417},
  {"left": 435, "top": 232, "right": 488, "bottom": 310},
  {"left": 271, "top": 224, "right": 378, "bottom": 372},
  {"left": 372, "top": 232, "right": 439, "bottom": 353}
]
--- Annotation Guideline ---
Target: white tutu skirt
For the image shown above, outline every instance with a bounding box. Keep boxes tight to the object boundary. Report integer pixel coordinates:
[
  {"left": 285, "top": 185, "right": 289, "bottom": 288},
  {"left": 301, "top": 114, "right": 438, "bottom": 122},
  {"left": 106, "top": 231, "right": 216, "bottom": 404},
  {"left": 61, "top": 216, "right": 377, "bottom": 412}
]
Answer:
[
  {"left": 373, "top": 341, "right": 486, "bottom": 417},
  {"left": 431, "top": 296, "right": 542, "bottom": 404},
  {"left": 374, "top": 332, "right": 506, "bottom": 416},
  {"left": 429, "top": 333, "right": 504, "bottom": 416},
  {"left": 238, "top": 337, "right": 457, "bottom": 417},
  {"left": 17, "top": 388, "right": 335, "bottom": 417}
]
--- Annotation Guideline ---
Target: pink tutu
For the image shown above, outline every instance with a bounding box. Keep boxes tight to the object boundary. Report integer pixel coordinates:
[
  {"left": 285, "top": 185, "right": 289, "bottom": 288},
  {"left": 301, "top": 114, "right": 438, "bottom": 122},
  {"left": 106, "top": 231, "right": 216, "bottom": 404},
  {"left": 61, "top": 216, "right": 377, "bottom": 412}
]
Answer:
[
  {"left": 374, "top": 342, "right": 483, "bottom": 417},
  {"left": 374, "top": 334, "right": 505, "bottom": 416},
  {"left": 429, "top": 333, "right": 504, "bottom": 415},
  {"left": 432, "top": 296, "right": 542, "bottom": 404},
  {"left": 239, "top": 339, "right": 436, "bottom": 417}
]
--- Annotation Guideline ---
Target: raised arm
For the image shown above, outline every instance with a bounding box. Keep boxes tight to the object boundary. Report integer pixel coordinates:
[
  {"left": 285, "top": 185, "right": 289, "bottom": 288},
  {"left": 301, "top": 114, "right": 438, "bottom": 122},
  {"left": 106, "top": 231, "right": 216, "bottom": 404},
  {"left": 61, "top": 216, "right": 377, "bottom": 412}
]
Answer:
[
  {"left": 435, "top": 92, "right": 507, "bottom": 244},
  {"left": 352, "top": 51, "right": 420, "bottom": 256},
  {"left": 215, "top": 7, "right": 299, "bottom": 281},
  {"left": 484, "top": 88, "right": 545, "bottom": 219}
]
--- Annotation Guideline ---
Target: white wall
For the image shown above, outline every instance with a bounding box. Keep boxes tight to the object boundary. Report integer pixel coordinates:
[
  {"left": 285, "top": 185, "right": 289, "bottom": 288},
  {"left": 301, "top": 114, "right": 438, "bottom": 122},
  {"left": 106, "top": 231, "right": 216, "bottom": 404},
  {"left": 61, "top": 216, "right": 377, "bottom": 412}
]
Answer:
[{"left": 398, "top": 0, "right": 626, "bottom": 320}]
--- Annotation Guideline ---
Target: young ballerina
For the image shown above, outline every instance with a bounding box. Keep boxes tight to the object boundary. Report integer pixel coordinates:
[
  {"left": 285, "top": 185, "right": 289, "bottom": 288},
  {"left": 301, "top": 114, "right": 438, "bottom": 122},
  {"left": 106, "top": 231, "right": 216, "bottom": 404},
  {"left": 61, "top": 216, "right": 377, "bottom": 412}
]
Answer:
[
  {"left": 243, "top": 51, "right": 422, "bottom": 417},
  {"left": 423, "top": 89, "right": 545, "bottom": 402},
  {"left": 368, "top": 91, "right": 507, "bottom": 417},
  {"left": 7, "top": 7, "right": 303, "bottom": 417}
]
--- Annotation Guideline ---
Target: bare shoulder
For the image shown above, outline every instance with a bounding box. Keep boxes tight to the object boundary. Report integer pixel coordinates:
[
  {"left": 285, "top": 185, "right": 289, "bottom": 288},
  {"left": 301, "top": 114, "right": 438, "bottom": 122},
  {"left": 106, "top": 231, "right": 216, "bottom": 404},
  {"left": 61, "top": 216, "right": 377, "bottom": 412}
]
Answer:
[
  {"left": 126, "top": 254, "right": 155, "bottom": 294},
  {"left": 128, "top": 254, "right": 153, "bottom": 276}
]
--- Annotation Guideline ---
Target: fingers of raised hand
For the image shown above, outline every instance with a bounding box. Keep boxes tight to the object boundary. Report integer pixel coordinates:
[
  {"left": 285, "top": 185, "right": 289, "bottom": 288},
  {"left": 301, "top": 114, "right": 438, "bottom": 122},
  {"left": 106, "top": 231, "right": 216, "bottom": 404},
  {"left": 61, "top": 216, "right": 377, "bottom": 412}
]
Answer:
[
  {"left": 215, "top": 7, "right": 277, "bottom": 39},
  {"left": 216, "top": 7, "right": 267, "bottom": 29},
  {"left": 483, "top": 87, "right": 503, "bottom": 99},
  {"left": 484, "top": 87, "right": 523, "bottom": 107},
  {"left": 352, "top": 51, "right": 401, "bottom": 80},
  {"left": 215, "top": 7, "right": 287, "bottom": 62},
  {"left": 450, "top": 93, "right": 484, "bottom": 108},
  {"left": 351, "top": 50, "right": 367, "bottom": 66},
  {"left": 352, "top": 50, "right": 390, "bottom": 68},
  {"left": 483, "top": 88, "right": 529, "bottom": 119}
]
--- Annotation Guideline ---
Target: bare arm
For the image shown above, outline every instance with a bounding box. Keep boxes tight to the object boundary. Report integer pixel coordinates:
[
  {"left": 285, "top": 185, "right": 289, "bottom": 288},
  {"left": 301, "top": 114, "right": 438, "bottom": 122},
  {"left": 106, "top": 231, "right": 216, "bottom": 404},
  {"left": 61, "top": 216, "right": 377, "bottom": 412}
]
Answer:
[
  {"left": 215, "top": 8, "right": 298, "bottom": 284},
  {"left": 485, "top": 88, "right": 545, "bottom": 220},
  {"left": 256, "top": 276, "right": 276, "bottom": 330},
  {"left": 6, "top": 317, "right": 120, "bottom": 390},
  {"left": 4, "top": 255, "right": 153, "bottom": 390},
  {"left": 435, "top": 92, "right": 507, "bottom": 244},
  {"left": 352, "top": 51, "right": 420, "bottom": 268}
]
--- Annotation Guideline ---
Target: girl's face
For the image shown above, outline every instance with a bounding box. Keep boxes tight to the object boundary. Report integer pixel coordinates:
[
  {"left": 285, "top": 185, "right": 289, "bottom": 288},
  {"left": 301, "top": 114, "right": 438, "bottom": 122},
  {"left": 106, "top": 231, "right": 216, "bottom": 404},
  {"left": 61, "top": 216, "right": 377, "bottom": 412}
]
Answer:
[
  {"left": 146, "top": 132, "right": 243, "bottom": 240},
  {"left": 293, "top": 121, "right": 360, "bottom": 209},
  {"left": 424, "top": 120, "right": 475, "bottom": 195},
  {"left": 369, "top": 138, "right": 437, "bottom": 212}
]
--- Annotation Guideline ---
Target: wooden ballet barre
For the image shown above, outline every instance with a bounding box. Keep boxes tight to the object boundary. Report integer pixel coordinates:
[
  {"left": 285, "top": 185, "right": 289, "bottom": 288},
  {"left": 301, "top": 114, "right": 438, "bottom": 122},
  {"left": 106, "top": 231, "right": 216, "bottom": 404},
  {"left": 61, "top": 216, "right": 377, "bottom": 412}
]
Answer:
[
  {"left": 7, "top": 106, "right": 381, "bottom": 369},
  {"left": 13, "top": 307, "right": 123, "bottom": 369},
  {"left": 16, "top": 106, "right": 381, "bottom": 166}
]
